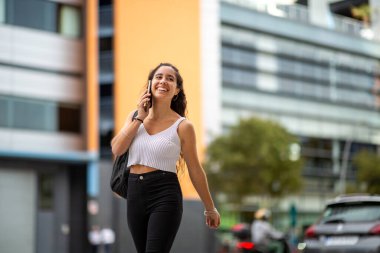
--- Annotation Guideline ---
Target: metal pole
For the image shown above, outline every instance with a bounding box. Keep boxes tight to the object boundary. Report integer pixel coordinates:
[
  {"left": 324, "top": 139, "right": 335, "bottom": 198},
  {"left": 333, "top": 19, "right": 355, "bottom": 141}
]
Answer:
[{"left": 339, "top": 140, "right": 352, "bottom": 194}]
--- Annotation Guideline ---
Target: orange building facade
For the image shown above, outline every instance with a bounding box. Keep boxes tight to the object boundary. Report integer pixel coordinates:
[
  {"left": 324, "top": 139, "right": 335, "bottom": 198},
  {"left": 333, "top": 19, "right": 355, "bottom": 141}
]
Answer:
[{"left": 111, "top": 0, "right": 220, "bottom": 199}]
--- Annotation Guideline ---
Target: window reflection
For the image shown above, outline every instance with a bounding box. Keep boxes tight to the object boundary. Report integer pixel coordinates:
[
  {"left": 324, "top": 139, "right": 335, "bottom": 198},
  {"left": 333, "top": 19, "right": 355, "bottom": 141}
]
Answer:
[{"left": 58, "top": 4, "right": 81, "bottom": 38}]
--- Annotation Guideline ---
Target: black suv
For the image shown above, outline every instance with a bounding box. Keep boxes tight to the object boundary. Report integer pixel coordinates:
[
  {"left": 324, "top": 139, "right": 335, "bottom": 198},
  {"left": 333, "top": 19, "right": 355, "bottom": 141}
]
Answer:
[{"left": 303, "top": 195, "right": 380, "bottom": 253}]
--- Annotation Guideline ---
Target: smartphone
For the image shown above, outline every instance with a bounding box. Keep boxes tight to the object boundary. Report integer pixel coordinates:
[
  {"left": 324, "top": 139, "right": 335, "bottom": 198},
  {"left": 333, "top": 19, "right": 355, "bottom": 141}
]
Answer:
[
  {"left": 147, "top": 80, "right": 152, "bottom": 95},
  {"left": 144, "top": 80, "right": 152, "bottom": 111}
]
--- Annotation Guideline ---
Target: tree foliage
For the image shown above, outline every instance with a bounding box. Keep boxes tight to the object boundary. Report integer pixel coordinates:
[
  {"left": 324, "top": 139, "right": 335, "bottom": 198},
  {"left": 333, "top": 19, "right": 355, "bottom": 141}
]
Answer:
[
  {"left": 351, "top": 4, "right": 370, "bottom": 23},
  {"left": 353, "top": 150, "right": 380, "bottom": 194},
  {"left": 204, "top": 117, "right": 303, "bottom": 204}
]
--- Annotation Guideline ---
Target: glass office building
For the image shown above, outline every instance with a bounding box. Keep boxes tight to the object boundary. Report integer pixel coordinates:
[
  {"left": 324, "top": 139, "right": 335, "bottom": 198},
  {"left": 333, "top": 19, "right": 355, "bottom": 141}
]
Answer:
[{"left": 219, "top": 0, "right": 380, "bottom": 216}]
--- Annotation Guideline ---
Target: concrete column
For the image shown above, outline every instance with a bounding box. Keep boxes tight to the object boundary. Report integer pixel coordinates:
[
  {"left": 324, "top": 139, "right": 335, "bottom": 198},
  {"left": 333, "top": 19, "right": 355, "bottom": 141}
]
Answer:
[
  {"left": 370, "top": 0, "right": 380, "bottom": 40},
  {"left": 309, "top": 0, "right": 335, "bottom": 29},
  {"left": 332, "top": 139, "right": 340, "bottom": 175}
]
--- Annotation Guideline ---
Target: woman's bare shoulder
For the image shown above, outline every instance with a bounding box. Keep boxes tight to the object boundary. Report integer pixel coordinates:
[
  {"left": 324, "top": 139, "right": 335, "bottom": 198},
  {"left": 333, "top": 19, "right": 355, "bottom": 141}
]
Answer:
[{"left": 178, "top": 118, "right": 195, "bottom": 137}]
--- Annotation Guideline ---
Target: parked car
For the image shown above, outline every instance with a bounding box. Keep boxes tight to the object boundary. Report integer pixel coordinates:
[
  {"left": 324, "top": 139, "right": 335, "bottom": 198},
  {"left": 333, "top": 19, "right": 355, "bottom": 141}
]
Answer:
[{"left": 303, "top": 194, "right": 380, "bottom": 253}]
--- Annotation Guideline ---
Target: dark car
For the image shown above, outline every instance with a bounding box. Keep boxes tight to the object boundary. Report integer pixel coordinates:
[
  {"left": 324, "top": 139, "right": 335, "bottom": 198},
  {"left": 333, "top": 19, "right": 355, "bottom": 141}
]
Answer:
[{"left": 303, "top": 195, "right": 380, "bottom": 253}]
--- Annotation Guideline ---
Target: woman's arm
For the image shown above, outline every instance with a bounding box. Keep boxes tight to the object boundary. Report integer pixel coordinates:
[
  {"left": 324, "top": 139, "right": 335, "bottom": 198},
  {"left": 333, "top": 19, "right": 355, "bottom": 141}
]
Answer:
[
  {"left": 111, "top": 91, "right": 151, "bottom": 156},
  {"left": 179, "top": 120, "right": 220, "bottom": 228},
  {"left": 110, "top": 110, "right": 141, "bottom": 156}
]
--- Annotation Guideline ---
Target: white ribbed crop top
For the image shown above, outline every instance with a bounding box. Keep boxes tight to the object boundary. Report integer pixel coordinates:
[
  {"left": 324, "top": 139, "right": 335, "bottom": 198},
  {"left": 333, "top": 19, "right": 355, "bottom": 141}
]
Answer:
[{"left": 127, "top": 117, "right": 186, "bottom": 173}]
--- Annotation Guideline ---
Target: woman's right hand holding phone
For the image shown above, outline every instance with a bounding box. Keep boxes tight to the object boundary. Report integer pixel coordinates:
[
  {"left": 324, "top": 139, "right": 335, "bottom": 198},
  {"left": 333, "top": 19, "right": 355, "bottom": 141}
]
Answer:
[{"left": 136, "top": 91, "right": 151, "bottom": 120}]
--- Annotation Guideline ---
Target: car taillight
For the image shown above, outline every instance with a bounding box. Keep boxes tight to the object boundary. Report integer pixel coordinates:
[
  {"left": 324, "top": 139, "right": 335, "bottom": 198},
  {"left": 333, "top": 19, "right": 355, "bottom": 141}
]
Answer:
[
  {"left": 369, "top": 224, "right": 380, "bottom": 235},
  {"left": 305, "top": 225, "right": 317, "bottom": 238},
  {"left": 236, "top": 242, "right": 254, "bottom": 250}
]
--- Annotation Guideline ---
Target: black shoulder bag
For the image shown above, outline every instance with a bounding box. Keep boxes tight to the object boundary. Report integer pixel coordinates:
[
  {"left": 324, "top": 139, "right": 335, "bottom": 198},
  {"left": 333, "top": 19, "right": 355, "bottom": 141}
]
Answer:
[{"left": 110, "top": 111, "right": 138, "bottom": 198}]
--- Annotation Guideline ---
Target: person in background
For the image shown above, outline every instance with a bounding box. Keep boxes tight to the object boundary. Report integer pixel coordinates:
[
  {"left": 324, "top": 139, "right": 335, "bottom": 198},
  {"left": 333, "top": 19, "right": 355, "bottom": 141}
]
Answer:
[
  {"left": 100, "top": 227, "right": 115, "bottom": 253},
  {"left": 111, "top": 62, "right": 220, "bottom": 253},
  {"left": 88, "top": 225, "right": 102, "bottom": 253},
  {"left": 251, "top": 208, "right": 284, "bottom": 253}
]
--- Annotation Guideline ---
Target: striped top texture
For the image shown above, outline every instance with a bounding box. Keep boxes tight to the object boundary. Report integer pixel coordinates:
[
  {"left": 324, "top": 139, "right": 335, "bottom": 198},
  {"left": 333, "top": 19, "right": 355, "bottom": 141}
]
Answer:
[{"left": 127, "top": 117, "right": 186, "bottom": 173}]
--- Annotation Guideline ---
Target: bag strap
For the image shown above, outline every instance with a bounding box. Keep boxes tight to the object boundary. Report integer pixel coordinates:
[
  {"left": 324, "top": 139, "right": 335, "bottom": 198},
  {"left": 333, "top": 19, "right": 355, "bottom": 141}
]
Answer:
[
  {"left": 115, "top": 110, "right": 138, "bottom": 159},
  {"left": 118, "top": 110, "right": 139, "bottom": 167}
]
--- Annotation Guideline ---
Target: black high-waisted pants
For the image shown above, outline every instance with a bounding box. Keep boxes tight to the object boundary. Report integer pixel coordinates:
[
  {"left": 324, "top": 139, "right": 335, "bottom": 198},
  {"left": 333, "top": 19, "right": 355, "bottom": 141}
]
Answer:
[{"left": 127, "top": 170, "right": 183, "bottom": 253}]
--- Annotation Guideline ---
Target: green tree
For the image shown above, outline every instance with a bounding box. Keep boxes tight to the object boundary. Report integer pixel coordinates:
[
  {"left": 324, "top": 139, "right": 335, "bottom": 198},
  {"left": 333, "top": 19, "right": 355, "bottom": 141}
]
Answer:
[
  {"left": 204, "top": 117, "right": 303, "bottom": 204},
  {"left": 353, "top": 150, "right": 380, "bottom": 194}
]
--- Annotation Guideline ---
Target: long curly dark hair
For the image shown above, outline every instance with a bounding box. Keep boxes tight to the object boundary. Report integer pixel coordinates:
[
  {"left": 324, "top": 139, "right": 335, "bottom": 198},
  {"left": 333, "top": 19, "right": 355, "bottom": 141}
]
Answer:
[{"left": 147, "top": 63, "right": 187, "bottom": 117}]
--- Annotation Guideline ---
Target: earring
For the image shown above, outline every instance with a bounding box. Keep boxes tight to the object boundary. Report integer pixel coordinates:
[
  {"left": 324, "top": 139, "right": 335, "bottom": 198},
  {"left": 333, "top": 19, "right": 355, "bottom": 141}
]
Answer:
[{"left": 172, "top": 94, "right": 179, "bottom": 101}]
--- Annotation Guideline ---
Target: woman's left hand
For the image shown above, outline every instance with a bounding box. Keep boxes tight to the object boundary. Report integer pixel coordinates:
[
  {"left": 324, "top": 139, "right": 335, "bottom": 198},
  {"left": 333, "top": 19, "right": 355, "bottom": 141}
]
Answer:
[{"left": 204, "top": 209, "right": 221, "bottom": 229}]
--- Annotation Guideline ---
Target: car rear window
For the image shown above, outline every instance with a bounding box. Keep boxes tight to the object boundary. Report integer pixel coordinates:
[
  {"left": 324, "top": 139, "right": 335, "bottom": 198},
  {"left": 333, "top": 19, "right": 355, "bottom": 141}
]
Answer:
[{"left": 321, "top": 203, "right": 380, "bottom": 223}]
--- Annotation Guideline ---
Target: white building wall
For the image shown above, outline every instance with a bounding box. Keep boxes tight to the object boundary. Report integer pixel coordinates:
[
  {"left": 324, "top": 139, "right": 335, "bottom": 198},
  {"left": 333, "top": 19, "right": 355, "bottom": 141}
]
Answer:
[
  {"left": 0, "top": 65, "right": 83, "bottom": 103},
  {"left": 201, "top": 0, "right": 222, "bottom": 143},
  {"left": 0, "top": 128, "right": 83, "bottom": 153},
  {"left": 0, "top": 24, "right": 83, "bottom": 72},
  {"left": 370, "top": 0, "right": 380, "bottom": 41},
  {"left": 0, "top": 24, "right": 84, "bottom": 154},
  {"left": 0, "top": 169, "right": 37, "bottom": 253}
]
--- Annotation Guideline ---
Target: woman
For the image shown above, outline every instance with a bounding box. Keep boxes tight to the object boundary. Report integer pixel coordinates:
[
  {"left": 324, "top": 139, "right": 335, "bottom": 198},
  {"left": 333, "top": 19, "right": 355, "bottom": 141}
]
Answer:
[{"left": 111, "top": 63, "right": 220, "bottom": 253}]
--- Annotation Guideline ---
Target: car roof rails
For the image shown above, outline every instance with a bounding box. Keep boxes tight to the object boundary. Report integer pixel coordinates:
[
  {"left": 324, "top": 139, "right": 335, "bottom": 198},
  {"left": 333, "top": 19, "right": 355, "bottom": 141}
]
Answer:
[{"left": 328, "top": 194, "right": 380, "bottom": 205}]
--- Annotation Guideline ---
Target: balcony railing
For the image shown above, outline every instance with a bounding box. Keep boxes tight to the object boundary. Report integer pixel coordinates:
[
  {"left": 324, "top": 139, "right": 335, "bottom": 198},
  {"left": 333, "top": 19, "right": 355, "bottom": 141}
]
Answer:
[
  {"left": 333, "top": 15, "right": 364, "bottom": 35},
  {"left": 222, "top": 0, "right": 372, "bottom": 40}
]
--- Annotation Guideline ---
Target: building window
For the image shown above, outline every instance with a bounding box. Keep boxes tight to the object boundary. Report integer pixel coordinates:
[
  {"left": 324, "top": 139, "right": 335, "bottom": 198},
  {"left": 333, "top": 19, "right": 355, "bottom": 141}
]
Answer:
[
  {"left": 7, "top": 0, "right": 57, "bottom": 32},
  {"left": 0, "top": 96, "right": 9, "bottom": 127},
  {"left": 58, "top": 105, "right": 81, "bottom": 133},
  {"left": 100, "top": 84, "right": 114, "bottom": 157},
  {"left": 58, "top": 4, "right": 81, "bottom": 38},
  {"left": 0, "top": 95, "right": 81, "bottom": 133},
  {"left": 99, "top": 37, "right": 113, "bottom": 51},
  {"left": 38, "top": 174, "right": 54, "bottom": 210},
  {"left": 5, "top": 0, "right": 82, "bottom": 37},
  {"left": 0, "top": 0, "right": 5, "bottom": 23},
  {"left": 99, "top": 0, "right": 112, "bottom": 6},
  {"left": 13, "top": 99, "right": 56, "bottom": 131}
]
